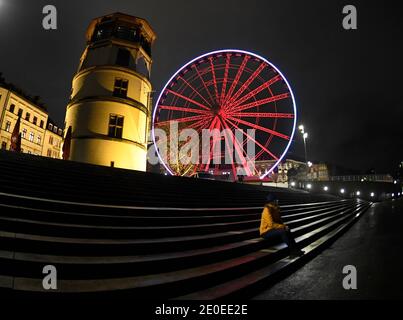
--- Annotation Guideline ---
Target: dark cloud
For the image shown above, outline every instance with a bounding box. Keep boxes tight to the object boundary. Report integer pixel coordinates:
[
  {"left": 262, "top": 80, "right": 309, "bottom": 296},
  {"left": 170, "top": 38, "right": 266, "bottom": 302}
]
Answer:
[{"left": 0, "top": 0, "right": 401, "bottom": 174}]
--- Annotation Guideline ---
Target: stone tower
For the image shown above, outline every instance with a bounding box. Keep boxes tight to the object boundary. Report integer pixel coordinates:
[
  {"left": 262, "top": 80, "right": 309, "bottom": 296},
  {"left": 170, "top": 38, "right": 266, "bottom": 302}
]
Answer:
[{"left": 64, "top": 13, "right": 156, "bottom": 170}]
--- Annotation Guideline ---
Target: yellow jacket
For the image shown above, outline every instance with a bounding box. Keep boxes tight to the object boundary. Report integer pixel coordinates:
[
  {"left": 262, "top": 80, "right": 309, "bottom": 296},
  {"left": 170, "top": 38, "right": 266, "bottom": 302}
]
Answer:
[{"left": 259, "top": 203, "right": 286, "bottom": 236}]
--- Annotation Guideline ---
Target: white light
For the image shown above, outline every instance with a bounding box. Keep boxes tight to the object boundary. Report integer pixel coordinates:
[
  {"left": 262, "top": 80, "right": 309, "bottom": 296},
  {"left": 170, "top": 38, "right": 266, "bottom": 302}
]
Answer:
[
  {"left": 392, "top": 193, "right": 395, "bottom": 197},
  {"left": 356, "top": 191, "right": 361, "bottom": 196},
  {"left": 370, "top": 192, "right": 375, "bottom": 197},
  {"left": 360, "top": 179, "right": 364, "bottom": 182},
  {"left": 394, "top": 180, "right": 397, "bottom": 184},
  {"left": 303, "top": 132, "right": 308, "bottom": 139},
  {"left": 398, "top": 193, "right": 401, "bottom": 196},
  {"left": 324, "top": 186, "right": 328, "bottom": 191},
  {"left": 291, "top": 182, "right": 296, "bottom": 187},
  {"left": 306, "top": 183, "right": 312, "bottom": 189},
  {"left": 307, "top": 161, "right": 313, "bottom": 167},
  {"left": 298, "top": 125, "right": 304, "bottom": 131},
  {"left": 340, "top": 188, "right": 345, "bottom": 194}
]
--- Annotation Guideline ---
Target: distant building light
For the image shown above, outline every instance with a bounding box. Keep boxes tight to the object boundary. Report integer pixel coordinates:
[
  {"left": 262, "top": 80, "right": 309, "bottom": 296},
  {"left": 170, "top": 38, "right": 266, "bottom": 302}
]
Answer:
[
  {"left": 340, "top": 188, "right": 345, "bottom": 194},
  {"left": 360, "top": 178, "right": 364, "bottom": 182},
  {"left": 324, "top": 186, "right": 329, "bottom": 191},
  {"left": 306, "top": 183, "right": 312, "bottom": 189},
  {"left": 290, "top": 182, "right": 296, "bottom": 187},
  {"left": 356, "top": 191, "right": 361, "bottom": 196},
  {"left": 307, "top": 161, "right": 313, "bottom": 167},
  {"left": 392, "top": 193, "right": 395, "bottom": 197},
  {"left": 370, "top": 192, "right": 375, "bottom": 197},
  {"left": 303, "top": 132, "right": 308, "bottom": 139}
]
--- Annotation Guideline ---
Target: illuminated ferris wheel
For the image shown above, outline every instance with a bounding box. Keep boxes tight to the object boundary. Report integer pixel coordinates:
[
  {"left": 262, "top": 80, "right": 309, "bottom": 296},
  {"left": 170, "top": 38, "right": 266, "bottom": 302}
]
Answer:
[{"left": 152, "top": 49, "right": 297, "bottom": 179}]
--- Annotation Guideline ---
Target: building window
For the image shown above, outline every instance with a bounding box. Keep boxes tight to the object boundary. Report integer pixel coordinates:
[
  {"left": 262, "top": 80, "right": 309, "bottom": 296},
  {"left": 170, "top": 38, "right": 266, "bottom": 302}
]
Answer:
[
  {"left": 25, "top": 112, "right": 30, "bottom": 121},
  {"left": 27, "top": 150, "right": 32, "bottom": 154},
  {"left": 116, "top": 48, "right": 130, "bottom": 67},
  {"left": 108, "top": 114, "right": 124, "bottom": 139},
  {"left": 1, "top": 141, "right": 7, "bottom": 149},
  {"left": 29, "top": 132, "right": 34, "bottom": 142},
  {"left": 18, "top": 108, "right": 23, "bottom": 117},
  {"left": 58, "top": 129, "right": 63, "bottom": 135},
  {"left": 33, "top": 116, "right": 37, "bottom": 125},
  {"left": 113, "top": 78, "right": 128, "bottom": 98},
  {"left": 22, "top": 128, "right": 27, "bottom": 138},
  {"left": 40, "top": 120, "right": 44, "bottom": 128},
  {"left": 53, "top": 126, "right": 57, "bottom": 133},
  {"left": 9, "top": 104, "right": 15, "bottom": 113},
  {"left": 49, "top": 136, "right": 54, "bottom": 145},
  {"left": 37, "top": 135, "right": 41, "bottom": 145},
  {"left": 5, "top": 121, "right": 11, "bottom": 132},
  {"left": 48, "top": 123, "right": 53, "bottom": 131},
  {"left": 47, "top": 149, "right": 52, "bottom": 157}
]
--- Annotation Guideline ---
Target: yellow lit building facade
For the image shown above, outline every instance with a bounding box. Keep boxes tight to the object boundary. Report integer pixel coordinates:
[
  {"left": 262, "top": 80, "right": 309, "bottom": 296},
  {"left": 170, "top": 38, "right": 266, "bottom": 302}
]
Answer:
[
  {"left": 0, "top": 85, "right": 62, "bottom": 158},
  {"left": 64, "top": 13, "right": 156, "bottom": 171}
]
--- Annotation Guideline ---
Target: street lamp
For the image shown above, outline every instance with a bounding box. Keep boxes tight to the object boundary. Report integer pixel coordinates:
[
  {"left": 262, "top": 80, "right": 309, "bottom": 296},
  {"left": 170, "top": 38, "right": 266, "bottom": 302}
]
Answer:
[{"left": 298, "top": 125, "right": 308, "bottom": 164}]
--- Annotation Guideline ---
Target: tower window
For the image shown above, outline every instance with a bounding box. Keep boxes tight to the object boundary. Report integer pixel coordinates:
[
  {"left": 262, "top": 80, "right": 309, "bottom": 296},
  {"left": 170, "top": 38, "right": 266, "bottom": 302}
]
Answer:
[
  {"left": 29, "top": 132, "right": 34, "bottom": 142},
  {"left": 113, "top": 78, "right": 128, "bottom": 98},
  {"left": 33, "top": 116, "right": 37, "bottom": 125},
  {"left": 9, "top": 104, "right": 15, "bottom": 113},
  {"left": 18, "top": 108, "right": 23, "bottom": 117},
  {"left": 116, "top": 48, "right": 130, "bottom": 67},
  {"left": 49, "top": 136, "right": 54, "bottom": 145},
  {"left": 25, "top": 112, "right": 30, "bottom": 121},
  {"left": 22, "top": 128, "right": 27, "bottom": 138},
  {"left": 108, "top": 114, "right": 124, "bottom": 139},
  {"left": 40, "top": 120, "right": 44, "bottom": 128}
]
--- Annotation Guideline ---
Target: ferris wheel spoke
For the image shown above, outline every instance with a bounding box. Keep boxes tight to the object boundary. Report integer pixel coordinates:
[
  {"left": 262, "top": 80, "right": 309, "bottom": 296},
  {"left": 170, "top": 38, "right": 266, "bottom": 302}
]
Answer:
[
  {"left": 209, "top": 57, "right": 220, "bottom": 104},
  {"left": 225, "top": 118, "right": 279, "bottom": 161},
  {"left": 229, "top": 92, "right": 291, "bottom": 113},
  {"left": 228, "top": 112, "right": 294, "bottom": 119},
  {"left": 217, "top": 118, "right": 238, "bottom": 178},
  {"left": 178, "top": 76, "right": 213, "bottom": 108},
  {"left": 224, "top": 62, "right": 267, "bottom": 108},
  {"left": 200, "top": 116, "right": 219, "bottom": 172},
  {"left": 219, "top": 54, "right": 231, "bottom": 105},
  {"left": 166, "top": 90, "right": 211, "bottom": 111},
  {"left": 159, "top": 105, "right": 211, "bottom": 115},
  {"left": 221, "top": 118, "right": 253, "bottom": 176},
  {"left": 188, "top": 116, "right": 214, "bottom": 131},
  {"left": 226, "top": 115, "right": 290, "bottom": 141},
  {"left": 227, "top": 75, "right": 283, "bottom": 111},
  {"left": 156, "top": 114, "right": 210, "bottom": 126},
  {"left": 194, "top": 65, "right": 216, "bottom": 106},
  {"left": 223, "top": 55, "right": 250, "bottom": 105}
]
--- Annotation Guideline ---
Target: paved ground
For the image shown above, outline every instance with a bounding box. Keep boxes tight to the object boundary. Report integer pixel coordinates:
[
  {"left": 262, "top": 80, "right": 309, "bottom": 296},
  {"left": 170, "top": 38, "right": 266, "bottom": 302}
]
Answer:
[{"left": 253, "top": 198, "right": 403, "bottom": 300}]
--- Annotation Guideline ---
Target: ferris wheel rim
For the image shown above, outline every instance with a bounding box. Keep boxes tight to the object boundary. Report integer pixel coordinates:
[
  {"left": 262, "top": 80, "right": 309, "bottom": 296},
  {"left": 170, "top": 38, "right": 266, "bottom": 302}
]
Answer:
[{"left": 151, "top": 49, "right": 298, "bottom": 179}]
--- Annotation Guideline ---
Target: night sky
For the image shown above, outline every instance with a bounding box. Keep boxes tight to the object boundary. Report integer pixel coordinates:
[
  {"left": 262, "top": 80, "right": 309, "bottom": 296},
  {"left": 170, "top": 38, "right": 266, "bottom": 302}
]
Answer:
[{"left": 0, "top": 0, "right": 401, "bottom": 174}]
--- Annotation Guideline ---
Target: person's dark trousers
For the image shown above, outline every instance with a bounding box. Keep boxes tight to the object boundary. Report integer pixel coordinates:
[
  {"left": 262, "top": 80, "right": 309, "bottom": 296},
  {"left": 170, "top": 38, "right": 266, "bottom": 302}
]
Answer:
[{"left": 262, "top": 228, "right": 298, "bottom": 250}]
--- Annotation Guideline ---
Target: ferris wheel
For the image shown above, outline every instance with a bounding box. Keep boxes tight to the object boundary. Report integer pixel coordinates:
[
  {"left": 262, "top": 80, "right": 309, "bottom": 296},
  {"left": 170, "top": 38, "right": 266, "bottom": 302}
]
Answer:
[{"left": 152, "top": 49, "right": 297, "bottom": 180}]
